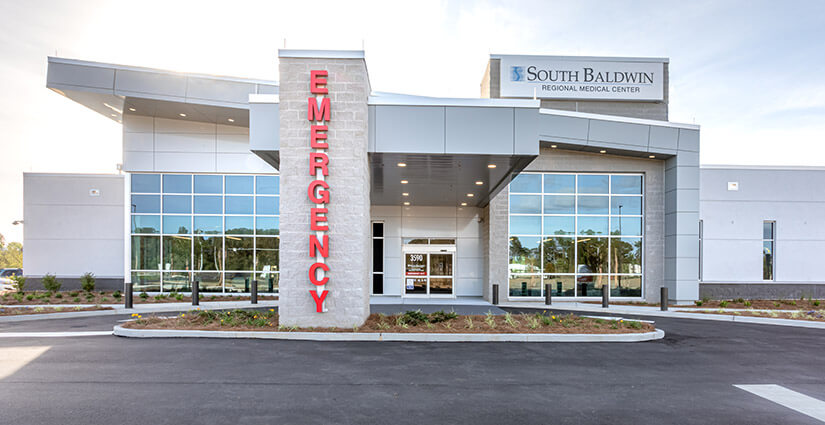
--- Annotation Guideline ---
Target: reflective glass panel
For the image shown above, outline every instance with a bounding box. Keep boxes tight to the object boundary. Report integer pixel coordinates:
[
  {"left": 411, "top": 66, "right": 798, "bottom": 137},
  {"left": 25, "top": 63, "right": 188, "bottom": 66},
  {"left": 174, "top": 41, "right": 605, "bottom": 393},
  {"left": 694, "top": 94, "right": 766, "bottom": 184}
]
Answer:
[
  {"left": 225, "top": 237, "right": 254, "bottom": 270},
  {"left": 509, "top": 274, "right": 541, "bottom": 297},
  {"left": 131, "top": 215, "right": 160, "bottom": 234},
  {"left": 510, "top": 174, "right": 541, "bottom": 193},
  {"left": 131, "top": 271, "right": 160, "bottom": 292},
  {"left": 255, "top": 237, "right": 279, "bottom": 272},
  {"left": 577, "top": 274, "right": 608, "bottom": 297},
  {"left": 225, "top": 196, "right": 253, "bottom": 214},
  {"left": 132, "top": 195, "right": 160, "bottom": 213},
  {"left": 256, "top": 196, "right": 279, "bottom": 215},
  {"left": 543, "top": 216, "right": 574, "bottom": 235},
  {"left": 256, "top": 176, "right": 279, "bottom": 195},
  {"left": 612, "top": 275, "right": 642, "bottom": 297},
  {"left": 510, "top": 195, "right": 541, "bottom": 214},
  {"left": 429, "top": 254, "right": 453, "bottom": 276},
  {"left": 194, "top": 175, "right": 222, "bottom": 194},
  {"left": 225, "top": 272, "right": 253, "bottom": 292},
  {"left": 225, "top": 216, "right": 253, "bottom": 235},
  {"left": 543, "top": 195, "right": 575, "bottom": 214},
  {"left": 195, "top": 272, "right": 223, "bottom": 292},
  {"left": 576, "top": 237, "right": 608, "bottom": 274},
  {"left": 162, "top": 271, "right": 190, "bottom": 292},
  {"left": 194, "top": 196, "right": 222, "bottom": 214},
  {"left": 763, "top": 241, "right": 774, "bottom": 280},
  {"left": 763, "top": 222, "right": 774, "bottom": 240},
  {"left": 163, "top": 175, "right": 191, "bottom": 193},
  {"left": 611, "top": 196, "right": 642, "bottom": 215},
  {"left": 611, "top": 217, "right": 643, "bottom": 236},
  {"left": 543, "top": 237, "right": 575, "bottom": 273},
  {"left": 544, "top": 174, "right": 575, "bottom": 193},
  {"left": 225, "top": 176, "right": 253, "bottom": 194},
  {"left": 162, "top": 216, "right": 191, "bottom": 234},
  {"left": 430, "top": 278, "right": 453, "bottom": 294},
  {"left": 194, "top": 216, "right": 222, "bottom": 234},
  {"left": 509, "top": 236, "right": 541, "bottom": 273},
  {"left": 544, "top": 275, "right": 575, "bottom": 296},
  {"left": 162, "top": 195, "right": 191, "bottom": 214},
  {"left": 255, "top": 216, "right": 279, "bottom": 235},
  {"left": 194, "top": 236, "right": 223, "bottom": 271},
  {"left": 131, "top": 236, "right": 160, "bottom": 270},
  {"left": 611, "top": 237, "right": 642, "bottom": 273},
  {"left": 510, "top": 216, "right": 541, "bottom": 235},
  {"left": 577, "top": 175, "right": 609, "bottom": 194},
  {"left": 578, "top": 216, "right": 609, "bottom": 235},
  {"left": 162, "top": 236, "right": 191, "bottom": 271},
  {"left": 577, "top": 196, "right": 609, "bottom": 214},
  {"left": 256, "top": 272, "right": 279, "bottom": 293},
  {"left": 132, "top": 174, "right": 160, "bottom": 193},
  {"left": 611, "top": 175, "right": 643, "bottom": 194}
]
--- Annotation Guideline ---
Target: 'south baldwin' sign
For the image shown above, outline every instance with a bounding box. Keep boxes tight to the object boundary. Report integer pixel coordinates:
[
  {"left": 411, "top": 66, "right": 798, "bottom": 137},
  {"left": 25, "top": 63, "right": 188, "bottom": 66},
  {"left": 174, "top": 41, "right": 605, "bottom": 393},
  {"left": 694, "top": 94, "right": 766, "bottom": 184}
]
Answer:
[{"left": 498, "top": 55, "right": 665, "bottom": 101}]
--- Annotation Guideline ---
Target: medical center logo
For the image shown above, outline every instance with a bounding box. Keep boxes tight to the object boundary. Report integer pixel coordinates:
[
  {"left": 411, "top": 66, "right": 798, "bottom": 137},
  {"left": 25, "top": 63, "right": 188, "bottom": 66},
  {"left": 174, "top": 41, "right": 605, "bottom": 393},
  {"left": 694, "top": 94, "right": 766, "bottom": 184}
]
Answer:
[{"left": 510, "top": 66, "right": 525, "bottom": 81}]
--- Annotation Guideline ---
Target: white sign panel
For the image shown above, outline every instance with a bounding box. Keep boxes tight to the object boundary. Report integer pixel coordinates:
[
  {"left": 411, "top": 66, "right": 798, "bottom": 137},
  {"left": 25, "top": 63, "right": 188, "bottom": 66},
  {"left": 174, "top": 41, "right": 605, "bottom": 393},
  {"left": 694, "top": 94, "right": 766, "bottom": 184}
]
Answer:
[{"left": 499, "top": 56, "right": 665, "bottom": 101}]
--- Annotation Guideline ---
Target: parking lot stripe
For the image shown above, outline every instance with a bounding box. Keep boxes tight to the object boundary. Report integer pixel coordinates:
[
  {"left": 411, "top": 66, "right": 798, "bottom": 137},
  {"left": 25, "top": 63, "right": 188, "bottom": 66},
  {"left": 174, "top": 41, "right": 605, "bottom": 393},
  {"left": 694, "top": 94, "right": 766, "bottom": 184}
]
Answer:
[
  {"left": 735, "top": 384, "right": 825, "bottom": 423},
  {"left": 0, "top": 331, "right": 112, "bottom": 338}
]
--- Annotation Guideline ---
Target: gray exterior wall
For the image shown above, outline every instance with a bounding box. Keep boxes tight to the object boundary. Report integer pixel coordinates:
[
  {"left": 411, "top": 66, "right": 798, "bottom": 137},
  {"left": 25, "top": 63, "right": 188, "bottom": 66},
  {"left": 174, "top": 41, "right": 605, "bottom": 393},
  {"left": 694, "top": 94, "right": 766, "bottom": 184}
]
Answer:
[
  {"left": 700, "top": 167, "right": 825, "bottom": 298},
  {"left": 23, "top": 173, "right": 125, "bottom": 288},
  {"left": 482, "top": 59, "right": 669, "bottom": 121}
]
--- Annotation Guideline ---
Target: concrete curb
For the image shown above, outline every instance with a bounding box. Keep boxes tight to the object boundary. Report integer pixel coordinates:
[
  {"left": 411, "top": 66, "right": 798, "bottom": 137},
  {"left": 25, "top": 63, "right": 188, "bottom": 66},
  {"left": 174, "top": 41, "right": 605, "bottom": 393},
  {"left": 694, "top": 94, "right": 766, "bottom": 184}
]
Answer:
[
  {"left": 112, "top": 324, "right": 664, "bottom": 342},
  {"left": 0, "top": 301, "right": 278, "bottom": 323}
]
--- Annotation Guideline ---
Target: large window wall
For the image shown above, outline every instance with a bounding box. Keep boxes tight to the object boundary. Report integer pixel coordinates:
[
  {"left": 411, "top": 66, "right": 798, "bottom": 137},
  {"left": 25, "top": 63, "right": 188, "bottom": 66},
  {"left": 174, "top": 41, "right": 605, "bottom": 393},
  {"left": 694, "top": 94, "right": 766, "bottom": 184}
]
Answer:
[
  {"left": 130, "top": 173, "right": 279, "bottom": 293},
  {"left": 508, "top": 172, "right": 643, "bottom": 298}
]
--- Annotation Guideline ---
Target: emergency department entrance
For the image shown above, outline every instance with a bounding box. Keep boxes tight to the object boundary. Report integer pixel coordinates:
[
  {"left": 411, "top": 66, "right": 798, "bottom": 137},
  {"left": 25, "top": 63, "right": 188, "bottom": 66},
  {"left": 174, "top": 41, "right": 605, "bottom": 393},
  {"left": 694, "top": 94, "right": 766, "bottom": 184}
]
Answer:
[{"left": 403, "top": 239, "right": 456, "bottom": 298}]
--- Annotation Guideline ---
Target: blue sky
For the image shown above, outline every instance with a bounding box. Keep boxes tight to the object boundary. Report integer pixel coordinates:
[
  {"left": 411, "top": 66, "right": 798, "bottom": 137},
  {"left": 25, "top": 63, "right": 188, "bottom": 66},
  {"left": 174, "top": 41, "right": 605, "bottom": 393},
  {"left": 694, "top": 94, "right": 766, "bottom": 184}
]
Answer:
[{"left": 0, "top": 0, "right": 824, "bottom": 242}]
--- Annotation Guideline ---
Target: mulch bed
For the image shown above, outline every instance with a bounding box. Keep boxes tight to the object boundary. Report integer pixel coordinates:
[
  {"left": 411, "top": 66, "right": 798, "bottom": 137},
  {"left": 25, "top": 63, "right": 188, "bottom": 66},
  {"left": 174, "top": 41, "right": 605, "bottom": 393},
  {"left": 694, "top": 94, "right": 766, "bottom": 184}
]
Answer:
[
  {"left": 0, "top": 305, "right": 113, "bottom": 316},
  {"left": 0, "top": 291, "right": 276, "bottom": 306},
  {"left": 675, "top": 299, "right": 822, "bottom": 310},
  {"left": 123, "top": 310, "right": 655, "bottom": 334},
  {"left": 683, "top": 309, "right": 825, "bottom": 322}
]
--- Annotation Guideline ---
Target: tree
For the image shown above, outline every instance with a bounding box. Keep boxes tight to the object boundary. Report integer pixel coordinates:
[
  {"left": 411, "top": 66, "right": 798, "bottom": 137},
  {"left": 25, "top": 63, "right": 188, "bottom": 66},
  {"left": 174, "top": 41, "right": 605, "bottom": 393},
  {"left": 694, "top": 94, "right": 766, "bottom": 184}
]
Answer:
[{"left": 0, "top": 232, "right": 23, "bottom": 268}]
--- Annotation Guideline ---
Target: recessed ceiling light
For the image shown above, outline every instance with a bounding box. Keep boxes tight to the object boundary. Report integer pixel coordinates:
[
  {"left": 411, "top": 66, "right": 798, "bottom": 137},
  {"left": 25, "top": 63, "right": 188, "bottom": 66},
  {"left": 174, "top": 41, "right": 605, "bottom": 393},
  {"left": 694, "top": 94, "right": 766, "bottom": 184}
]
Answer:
[
  {"left": 179, "top": 113, "right": 187, "bottom": 117},
  {"left": 467, "top": 193, "right": 474, "bottom": 197},
  {"left": 487, "top": 164, "right": 497, "bottom": 169},
  {"left": 460, "top": 202, "right": 467, "bottom": 206},
  {"left": 397, "top": 162, "right": 407, "bottom": 167},
  {"left": 599, "top": 150, "right": 606, "bottom": 154},
  {"left": 227, "top": 118, "right": 235, "bottom": 123},
  {"left": 402, "top": 192, "right": 409, "bottom": 196},
  {"left": 110, "top": 113, "right": 117, "bottom": 117},
  {"left": 403, "top": 201, "right": 410, "bottom": 206},
  {"left": 400, "top": 180, "right": 408, "bottom": 184},
  {"left": 475, "top": 181, "right": 483, "bottom": 185},
  {"left": 551, "top": 145, "right": 557, "bottom": 148},
  {"left": 649, "top": 155, "right": 656, "bottom": 159},
  {"left": 128, "top": 107, "right": 136, "bottom": 112}
]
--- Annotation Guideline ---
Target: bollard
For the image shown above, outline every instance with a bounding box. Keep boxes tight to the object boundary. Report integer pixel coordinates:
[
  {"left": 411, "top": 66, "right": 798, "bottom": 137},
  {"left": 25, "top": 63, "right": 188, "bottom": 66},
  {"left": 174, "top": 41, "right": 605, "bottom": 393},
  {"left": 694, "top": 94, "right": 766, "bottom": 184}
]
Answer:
[
  {"left": 602, "top": 284, "right": 609, "bottom": 308},
  {"left": 660, "top": 287, "right": 669, "bottom": 311},
  {"left": 192, "top": 280, "right": 199, "bottom": 306},
  {"left": 545, "top": 283, "right": 552, "bottom": 305},
  {"left": 124, "top": 282, "right": 133, "bottom": 309},
  {"left": 251, "top": 279, "right": 258, "bottom": 304},
  {"left": 492, "top": 283, "right": 499, "bottom": 305}
]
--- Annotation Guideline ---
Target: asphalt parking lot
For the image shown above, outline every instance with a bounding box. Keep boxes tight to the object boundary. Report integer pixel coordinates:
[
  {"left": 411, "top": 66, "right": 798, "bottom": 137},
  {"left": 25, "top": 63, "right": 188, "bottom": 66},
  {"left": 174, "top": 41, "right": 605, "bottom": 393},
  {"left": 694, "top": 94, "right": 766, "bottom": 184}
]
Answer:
[{"left": 1, "top": 306, "right": 824, "bottom": 424}]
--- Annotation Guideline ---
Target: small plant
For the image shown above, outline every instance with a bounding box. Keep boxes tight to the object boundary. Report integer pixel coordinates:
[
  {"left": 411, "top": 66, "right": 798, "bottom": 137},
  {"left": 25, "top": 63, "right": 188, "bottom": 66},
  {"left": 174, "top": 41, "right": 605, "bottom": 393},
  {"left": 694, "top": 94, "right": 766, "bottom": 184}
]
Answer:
[
  {"left": 11, "top": 275, "right": 26, "bottom": 293},
  {"left": 113, "top": 291, "right": 122, "bottom": 299},
  {"left": 540, "top": 314, "right": 553, "bottom": 326},
  {"left": 80, "top": 272, "right": 96, "bottom": 292},
  {"left": 774, "top": 302, "right": 781, "bottom": 308},
  {"left": 526, "top": 314, "right": 540, "bottom": 329},
  {"left": 744, "top": 300, "right": 752, "bottom": 308},
  {"left": 429, "top": 310, "right": 458, "bottom": 323},
  {"left": 54, "top": 293, "right": 63, "bottom": 299},
  {"left": 72, "top": 297, "right": 80, "bottom": 302},
  {"left": 464, "top": 316, "right": 474, "bottom": 329},
  {"left": 154, "top": 295, "right": 164, "bottom": 301},
  {"left": 702, "top": 296, "right": 710, "bottom": 304},
  {"left": 503, "top": 312, "right": 519, "bottom": 328},
  {"left": 377, "top": 321, "right": 390, "bottom": 330},
  {"left": 26, "top": 294, "right": 34, "bottom": 301},
  {"left": 42, "top": 273, "right": 61, "bottom": 292},
  {"left": 789, "top": 300, "right": 797, "bottom": 306},
  {"left": 719, "top": 300, "right": 729, "bottom": 308},
  {"left": 398, "top": 310, "right": 429, "bottom": 326},
  {"left": 69, "top": 291, "right": 79, "bottom": 297},
  {"left": 814, "top": 300, "right": 821, "bottom": 307},
  {"left": 736, "top": 298, "right": 744, "bottom": 304},
  {"left": 626, "top": 320, "right": 643, "bottom": 329},
  {"left": 175, "top": 293, "right": 184, "bottom": 301},
  {"left": 694, "top": 300, "right": 703, "bottom": 306},
  {"left": 101, "top": 297, "right": 109, "bottom": 302},
  {"left": 140, "top": 292, "right": 149, "bottom": 300},
  {"left": 484, "top": 311, "right": 497, "bottom": 328}
]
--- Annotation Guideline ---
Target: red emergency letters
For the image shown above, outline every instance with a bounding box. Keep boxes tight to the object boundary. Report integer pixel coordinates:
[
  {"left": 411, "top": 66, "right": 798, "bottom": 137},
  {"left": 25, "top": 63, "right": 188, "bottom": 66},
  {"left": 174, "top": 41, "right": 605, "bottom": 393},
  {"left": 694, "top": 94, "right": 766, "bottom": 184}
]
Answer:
[{"left": 307, "top": 70, "right": 331, "bottom": 313}]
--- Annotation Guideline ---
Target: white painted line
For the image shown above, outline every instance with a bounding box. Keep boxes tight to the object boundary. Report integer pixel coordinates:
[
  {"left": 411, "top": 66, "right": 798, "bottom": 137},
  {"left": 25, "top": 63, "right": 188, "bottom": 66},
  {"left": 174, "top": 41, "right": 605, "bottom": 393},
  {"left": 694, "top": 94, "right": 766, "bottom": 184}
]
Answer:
[
  {"left": 0, "top": 331, "right": 112, "bottom": 338},
  {"left": 735, "top": 384, "right": 825, "bottom": 422}
]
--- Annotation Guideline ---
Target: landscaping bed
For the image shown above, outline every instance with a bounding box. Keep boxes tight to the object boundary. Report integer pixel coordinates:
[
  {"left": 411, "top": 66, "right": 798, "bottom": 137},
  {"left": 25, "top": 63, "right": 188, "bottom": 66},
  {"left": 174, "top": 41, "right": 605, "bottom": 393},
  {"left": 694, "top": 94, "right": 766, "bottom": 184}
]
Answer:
[
  {"left": 0, "top": 305, "right": 112, "bottom": 316},
  {"left": 684, "top": 309, "right": 825, "bottom": 322},
  {"left": 677, "top": 298, "right": 822, "bottom": 310},
  {"left": 0, "top": 291, "right": 276, "bottom": 306},
  {"left": 123, "top": 309, "right": 654, "bottom": 334}
]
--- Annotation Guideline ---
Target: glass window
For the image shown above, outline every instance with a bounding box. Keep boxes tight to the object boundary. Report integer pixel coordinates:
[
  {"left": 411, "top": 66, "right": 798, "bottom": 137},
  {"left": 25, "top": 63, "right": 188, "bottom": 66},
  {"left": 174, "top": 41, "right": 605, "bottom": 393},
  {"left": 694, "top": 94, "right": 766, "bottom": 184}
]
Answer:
[
  {"left": 131, "top": 195, "right": 160, "bottom": 213},
  {"left": 226, "top": 216, "right": 254, "bottom": 234},
  {"left": 577, "top": 274, "right": 608, "bottom": 297},
  {"left": 610, "top": 237, "right": 642, "bottom": 273},
  {"left": 131, "top": 215, "right": 160, "bottom": 234},
  {"left": 256, "top": 197, "right": 279, "bottom": 215},
  {"left": 543, "top": 216, "right": 574, "bottom": 235},
  {"left": 611, "top": 175, "right": 643, "bottom": 194},
  {"left": 509, "top": 236, "right": 541, "bottom": 273},
  {"left": 225, "top": 237, "right": 253, "bottom": 270},
  {"left": 131, "top": 271, "right": 160, "bottom": 292},
  {"left": 611, "top": 196, "right": 642, "bottom": 215},
  {"left": 131, "top": 236, "right": 160, "bottom": 270},
  {"left": 194, "top": 216, "right": 222, "bottom": 234},
  {"left": 544, "top": 174, "right": 575, "bottom": 193},
  {"left": 577, "top": 196, "right": 609, "bottom": 215},
  {"left": 578, "top": 216, "right": 609, "bottom": 235},
  {"left": 256, "top": 237, "right": 279, "bottom": 272},
  {"left": 162, "top": 216, "right": 191, "bottom": 234},
  {"left": 162, "top": 271, "right": 191, "bottom": 292},
  {"left": 162, "top": 236, "right": 191, "bottom": 271},
  {"left": 163, "top": 175, "right": 191, "bottom": 193},
  {"left": 225, "top": 272, "right": 254, "bottom": 293},
  {"left": 256, "top": 176, "right": 279, "bottom": 195},
  {"left": 543, "top": 237, "right": 575, "bottom": 273},
  {"left": 763, "top": 221, "right": 774, "bottom": 240},
  {"left": 510, "top": 216, "right": 541, "bottom": 235},
  {"left": 194, "top": 175, "right": 222, "bottom": 194},
  {"left": 510, "top": 195, "right": 541, "bottom": 214},
  {"left": 132, "top": 174, "right": 160, "bottom": 193},
  {"left": 195, "top": 272, "right": 223, "bottom": 293},
  {"left": 612, "top": 275, "right": 642, "bottom": 297},
  {"left": 763, "top": 221, "right": 775, "bottom": 280},
  {"left": 194, "top": 196, "right": 222, "bottom": 214},
  {"left": 509, "top": 274, "right": 541, "bottom": 297},
  {"left": 611, "top": 217, "right": 643, "bottom": 236},
  {"left": 429, "top": 254, "right": 453, "bottom": 276},
  {"left": 256, "top": 272, "right": 279, "bottom": 293},
  {"left": 543, "top": 195, "right": 575, "bottom": 214},
  {"left": 163, "top": 195, "right": 191, "bottom": 214},
  {"left": 545, "top": 275, "right": 575, "bottom": 296},
  {"left": 577, "top": 174, "right": 609, "bottom": 194},
  {"left": 256, "top": 217, "right": 279, "bottom": 235},
  {"left": 226, "top": 196, "right": 253, "bottom": 214},
  {"left": 194, "top": 236, "right": 222, "bottom": 271},
  {"left": 225, "top": 176, "right": 253, "bottom": 194},
  {"left": 577, "top": 237, "right": 608, "bottom": 274},
  {"left": 510, "top": 174, "right": 541, "bottom": 193}
]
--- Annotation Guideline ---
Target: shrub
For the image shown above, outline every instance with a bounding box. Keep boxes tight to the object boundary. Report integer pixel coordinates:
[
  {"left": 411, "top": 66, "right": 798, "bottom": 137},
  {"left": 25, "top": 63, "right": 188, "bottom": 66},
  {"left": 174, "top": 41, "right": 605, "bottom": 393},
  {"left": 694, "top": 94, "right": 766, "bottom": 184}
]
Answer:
[
  {"left": 736, "top": 298, "right": 745, "bottom": 304},
  {"left": 743, "top": 300, "right": 752, "bottom": 307},
  {"left": 398, "top": 310, "right": 429, "bottom": 326},
  {"left": 80, "top": 273, "right": 96, "bottom": 292},
  {"left": 702, "top": 296, "right": 710, "bottom": 303},
  {"left": 429, "top": 310, "right": 457, "bottom": 323},
  {"left": 694, "top": 300, "right": 703, "bottom": 306},
  {"left": 26, "top": 294, "right": 34, "bottom": 301},
  {"left": 54, "top": 293, "right": 63, "bottom": 299},
  {"left": 113, "top": 291, "right": 122, "bottom": 299},
  {"left": 719, "top": 300, "right": 729, "bottom": 308},
  {"left": 814, "top": 300, "right": 821, "bottom": 307},
  {"left": 69, "top": 291, "right": 79, "bottom": 297},
  {"left": 72, "top": 297, "right": 80, "bottom": 302},
  {"left": 11, "top": 275, "right": 26, "bottom": 293},
  {"left": 175, "top": 293, "right": 184, "bottom": 301},
  {"left": 42, "top": 274, "right": 61, "bottom": 292},
  {"left": 139, "top": 292, "right": 149, "bottom": 300}
]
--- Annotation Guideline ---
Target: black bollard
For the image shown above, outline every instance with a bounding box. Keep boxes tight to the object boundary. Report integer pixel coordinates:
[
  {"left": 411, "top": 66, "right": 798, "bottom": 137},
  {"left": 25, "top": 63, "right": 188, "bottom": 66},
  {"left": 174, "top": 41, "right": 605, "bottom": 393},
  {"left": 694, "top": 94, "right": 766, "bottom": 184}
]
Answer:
[
  {"left": 492, "top": 284, "right": 499, "bottom": 305},
  {"left": 192, "top": 280, "right": 199, "bottom": 306},
  {"left": 545, "top": 283, "right": 552, "bottom": 306},
  {"left": 251, "top": 279, "right": 258, "bottom": 304},
  {"left": 602, "top": 284, "right": 609, "bottom": 308},
  {"left": 125, "top": 282, "right": 133, "bottom": 309},
  {"left": 660, "top": 287, "right": 669, "bottom": 311}
]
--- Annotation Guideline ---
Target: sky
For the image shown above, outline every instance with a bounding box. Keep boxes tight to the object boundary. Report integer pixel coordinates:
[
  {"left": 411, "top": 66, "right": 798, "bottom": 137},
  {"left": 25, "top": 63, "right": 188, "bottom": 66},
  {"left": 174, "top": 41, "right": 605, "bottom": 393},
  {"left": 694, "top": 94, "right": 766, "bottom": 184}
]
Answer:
[{"left": 0, "top": 0, "right": 824, "bottom": 243}]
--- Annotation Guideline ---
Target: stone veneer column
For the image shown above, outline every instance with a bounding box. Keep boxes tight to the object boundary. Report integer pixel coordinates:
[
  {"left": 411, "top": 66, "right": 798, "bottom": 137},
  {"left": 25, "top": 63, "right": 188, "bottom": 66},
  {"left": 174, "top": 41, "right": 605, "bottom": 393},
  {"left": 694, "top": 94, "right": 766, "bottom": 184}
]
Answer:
[{"left": 278, "top": 51, "right": 371, "bottom": 327}]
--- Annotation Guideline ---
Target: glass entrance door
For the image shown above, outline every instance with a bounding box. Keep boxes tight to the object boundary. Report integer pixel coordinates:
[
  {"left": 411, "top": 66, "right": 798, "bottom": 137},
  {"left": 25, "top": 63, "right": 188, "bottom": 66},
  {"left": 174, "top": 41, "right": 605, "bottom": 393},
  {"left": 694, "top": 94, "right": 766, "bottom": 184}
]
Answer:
[{"left": 404, "top": 251, "right": 454, "bottom": 296}]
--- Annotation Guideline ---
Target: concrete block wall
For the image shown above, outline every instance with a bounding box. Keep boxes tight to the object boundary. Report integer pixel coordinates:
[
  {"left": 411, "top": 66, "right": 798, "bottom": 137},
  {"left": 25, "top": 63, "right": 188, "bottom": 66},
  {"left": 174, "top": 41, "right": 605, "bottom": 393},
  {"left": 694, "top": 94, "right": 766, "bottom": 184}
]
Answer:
[
  {"left": 278, "top": 54, "right": 371, "bottom": 327},
  {"left": 486, "top": 184, "right": 509, "bottom": 303},
  {"left": 371, "top": 205, "right": 484, "bottom": 297}
]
